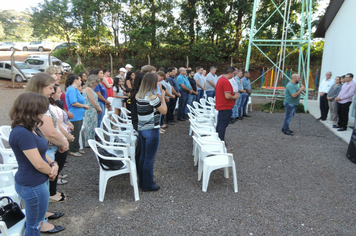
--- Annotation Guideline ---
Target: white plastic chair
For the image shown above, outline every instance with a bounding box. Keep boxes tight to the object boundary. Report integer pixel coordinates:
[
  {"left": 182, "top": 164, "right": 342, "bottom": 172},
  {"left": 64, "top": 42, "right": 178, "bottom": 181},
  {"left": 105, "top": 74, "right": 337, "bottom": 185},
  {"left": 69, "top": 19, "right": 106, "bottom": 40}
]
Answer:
[
  {"left": 190, "top": 125, "right": 220, "bottom": 166},
  {"left": 0, "top": 171, "right": 21, "bottom": 206},
  {"left": 112, "top": 113, "right": 132, "bottom": 125},
  {"left": 0, "top": 126, "right": 11, "bottom": 142},
  {"left": 103, "top": 117, "right": 137, "bottom": 147},
  {"left": 193, "top": 136, "right": 238, "bottom": 193},
  {"left": 120, "top": 107, "right": 132, "bottom": 120},
  {"left": 0, "top": 148, "right": 17, "bottom": 165},
  {"left": 95, "top": 128, "right": 136, "bottom": 167},
  {"left": 88, "top": 140, "right": 139, "bottom": 202},
  {"left": 246, "top": 96, "right": 252, "bottom": 114},
  {"left": 0, "top": 212, "right": 26, "bottom": 236}
]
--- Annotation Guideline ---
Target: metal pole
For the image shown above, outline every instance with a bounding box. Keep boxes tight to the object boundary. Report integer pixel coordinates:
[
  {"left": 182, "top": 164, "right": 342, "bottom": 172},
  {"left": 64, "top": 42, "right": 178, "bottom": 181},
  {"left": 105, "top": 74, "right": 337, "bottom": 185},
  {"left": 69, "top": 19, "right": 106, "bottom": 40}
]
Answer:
[
  {"left": 11, "top": 51, "right": 15, "bottom": 88},
  {"left": 186, "top": 56, "right": 189, "bottom": 68},
  {"left": 298, "top": 0, "right": 305, "bottom": 76},
  {"left": 109, "top": 53, "right": 113, "bottom": 76},
  {"left": 147, "top": 54, "right": 150, "bottom": 65},
  {"left": 245, "top": 0, "right": 258, "bottom": 71},
  {"left": 48, "top": 52, "right": 52, "bottom": 66},
  {"left": 304, "top": 0, "right": 313, "bottom": 112}
]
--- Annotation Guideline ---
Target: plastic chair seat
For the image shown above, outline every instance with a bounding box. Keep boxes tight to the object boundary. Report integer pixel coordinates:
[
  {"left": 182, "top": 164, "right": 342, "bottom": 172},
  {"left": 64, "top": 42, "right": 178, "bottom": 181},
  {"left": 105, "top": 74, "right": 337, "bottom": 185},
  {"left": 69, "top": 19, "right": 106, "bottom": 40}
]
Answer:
[{"left": 0, "top": 210, "right": 26, "bottom": 236}]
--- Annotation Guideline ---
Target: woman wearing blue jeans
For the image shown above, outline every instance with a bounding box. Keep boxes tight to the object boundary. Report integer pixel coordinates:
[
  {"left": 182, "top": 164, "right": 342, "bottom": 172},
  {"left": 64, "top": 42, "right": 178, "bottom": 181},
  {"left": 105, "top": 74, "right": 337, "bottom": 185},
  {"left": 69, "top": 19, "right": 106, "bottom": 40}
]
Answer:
[
  {"left": 136, "top": 73, "right": 167, "bottom": 191},
  {"left": 9, "top": 92, "right": 63, "bottom": 236}
]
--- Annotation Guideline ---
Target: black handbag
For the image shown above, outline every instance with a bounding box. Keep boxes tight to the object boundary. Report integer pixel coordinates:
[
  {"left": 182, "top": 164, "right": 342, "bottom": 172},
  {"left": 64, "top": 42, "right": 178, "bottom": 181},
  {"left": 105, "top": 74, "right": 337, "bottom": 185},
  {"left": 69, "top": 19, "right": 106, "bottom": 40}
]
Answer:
[
  {"left": 0, "top": 196, "right": 25, "bottom": 229},
  {"left": 97, "top": 148, "right": 125, "bottom": 171}
]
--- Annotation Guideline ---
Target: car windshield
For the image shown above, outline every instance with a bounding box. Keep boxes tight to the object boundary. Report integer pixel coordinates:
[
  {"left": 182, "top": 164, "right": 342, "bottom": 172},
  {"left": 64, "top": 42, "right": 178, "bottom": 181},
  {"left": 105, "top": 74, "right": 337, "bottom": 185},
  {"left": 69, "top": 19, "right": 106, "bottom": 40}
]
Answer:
[{"left": 16, "top": 62, "right": 32, "bottom": 69}]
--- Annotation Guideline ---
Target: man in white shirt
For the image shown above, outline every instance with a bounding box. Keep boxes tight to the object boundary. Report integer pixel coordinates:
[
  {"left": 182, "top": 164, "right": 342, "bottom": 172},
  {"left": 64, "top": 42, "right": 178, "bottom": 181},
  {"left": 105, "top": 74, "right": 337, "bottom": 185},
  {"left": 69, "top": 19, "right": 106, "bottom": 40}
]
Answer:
[
  {"left": 318, "top": 71, "right": 334, "bottom": 121},
  {"left": 194, "top": 66, "right": 206, "bottom": 102}
]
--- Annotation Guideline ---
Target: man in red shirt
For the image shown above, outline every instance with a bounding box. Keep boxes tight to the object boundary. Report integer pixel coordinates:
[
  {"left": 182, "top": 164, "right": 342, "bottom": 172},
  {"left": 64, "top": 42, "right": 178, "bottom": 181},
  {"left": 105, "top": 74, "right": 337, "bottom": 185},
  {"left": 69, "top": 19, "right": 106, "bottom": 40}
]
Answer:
[{"left": 215, "top": 67, "right": 240, "bottom": 150}]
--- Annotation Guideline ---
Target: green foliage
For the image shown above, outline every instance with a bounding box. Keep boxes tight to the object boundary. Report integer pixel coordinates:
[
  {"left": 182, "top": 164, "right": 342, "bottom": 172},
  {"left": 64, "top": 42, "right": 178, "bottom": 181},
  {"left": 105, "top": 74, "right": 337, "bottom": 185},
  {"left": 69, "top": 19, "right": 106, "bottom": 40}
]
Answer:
[
  {"left": 0, "top": 10, "right": 33, "bottom": 41},
  {"left": 260, "top": 99, "right": 306, "bottom": 113},
  {"left": 52, "top": 48, "right": 70, "bottom": 59},
  {"left": 73, "top": 64, "right": 85, "bottom": 74}
]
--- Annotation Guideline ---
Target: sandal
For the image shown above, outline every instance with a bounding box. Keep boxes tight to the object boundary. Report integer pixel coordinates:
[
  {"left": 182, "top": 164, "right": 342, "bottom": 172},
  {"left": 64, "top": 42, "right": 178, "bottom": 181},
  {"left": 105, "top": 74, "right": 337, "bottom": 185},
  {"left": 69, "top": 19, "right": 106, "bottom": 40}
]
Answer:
[
  {"left": 49, "top": 193, "right": 67, "bottom": 203},
  {"left": 69, "top": 152, "right": 82, "bottom": 157},
  {"left": 159, "top": 128, "right": 166, "bottom": 134},
  {"left": 58, "top": 174, "right": 68, "bottom": 179},
  {"left": 57, "top": 179, "right": 68, "bottom": 185},
  {"left": 79, "top": 150, "right": 85, "bottom": 154},
  {"left": 161, "top": 124, "right": 168, "bottom": 129}
]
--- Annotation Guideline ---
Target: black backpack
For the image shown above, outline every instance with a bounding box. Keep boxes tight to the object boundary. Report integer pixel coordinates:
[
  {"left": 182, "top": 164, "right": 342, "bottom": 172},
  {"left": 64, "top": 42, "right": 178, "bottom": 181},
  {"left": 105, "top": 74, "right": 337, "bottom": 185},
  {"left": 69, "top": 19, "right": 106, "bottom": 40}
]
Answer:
[{"left": 97, "top": 148, "right": 125, "bottom": 170}]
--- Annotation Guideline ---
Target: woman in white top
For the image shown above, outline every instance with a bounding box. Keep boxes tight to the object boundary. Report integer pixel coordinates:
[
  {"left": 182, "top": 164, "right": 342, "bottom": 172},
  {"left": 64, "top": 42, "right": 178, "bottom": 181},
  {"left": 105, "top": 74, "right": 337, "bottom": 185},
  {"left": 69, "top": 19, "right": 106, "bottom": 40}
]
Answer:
[{"left": 112, "top": 77, "right": 128, "bottom": 116}]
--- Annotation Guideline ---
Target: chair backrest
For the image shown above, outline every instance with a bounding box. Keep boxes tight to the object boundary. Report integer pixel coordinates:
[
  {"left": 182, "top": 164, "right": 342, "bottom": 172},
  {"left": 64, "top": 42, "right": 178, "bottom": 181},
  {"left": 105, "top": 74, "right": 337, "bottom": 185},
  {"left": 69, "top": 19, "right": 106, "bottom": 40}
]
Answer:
[
  {"left": 0, "top": 126, "right": 11, "bottom": 141},
  {"left": 112, "top": 113, "right": 132, "bottom": 124},
  {"left": 0, "top": 136, "right": 7, "bottom": 149},
  {"left": 0, "top": 171, "right": 15, "bottom": 188},
  {"left": 107, "top": 97, "right": 114, "bottom": 110},
  {"left": 120, "top": 107, "right": 132, "bottom": 120},
  {"left": 0, "top": 164, "right": 18, "bottom": 172},
  {"left": 208, "top": 97, "right": 215, "bottom": 104},
  {"left": 190, "top": 125, "right": 219, "bottom": 140},
  {"left": 0, "top": 148, "right": 17, "bottom": 165}
]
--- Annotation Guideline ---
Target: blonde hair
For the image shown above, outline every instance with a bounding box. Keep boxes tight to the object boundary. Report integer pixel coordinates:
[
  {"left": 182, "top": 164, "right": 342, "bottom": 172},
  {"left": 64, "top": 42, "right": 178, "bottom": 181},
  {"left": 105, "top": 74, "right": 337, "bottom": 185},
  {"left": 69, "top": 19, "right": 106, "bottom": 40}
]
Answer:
[
  {"left": 141, "top": 65, "right": 156, "bottom": 73},
  {"left": 45, "top": 66, "right": 59, "bottom": 75},
  {"left": 84, "top": 75, "right": 100, "bottom": 88},
  {"left": 25, "top": 73, "right": 56, "bottom": 95},
  {"left": 137, "top": 73, "right": 158, "bottom": 99}
]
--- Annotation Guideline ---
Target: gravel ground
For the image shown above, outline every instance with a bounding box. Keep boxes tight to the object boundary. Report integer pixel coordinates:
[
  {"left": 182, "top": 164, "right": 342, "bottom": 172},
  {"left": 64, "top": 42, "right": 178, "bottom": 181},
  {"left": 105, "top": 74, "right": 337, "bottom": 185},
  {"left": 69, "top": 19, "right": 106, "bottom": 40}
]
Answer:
[{"left": 1, "top": 81, "right": 355, "bottom": 235}]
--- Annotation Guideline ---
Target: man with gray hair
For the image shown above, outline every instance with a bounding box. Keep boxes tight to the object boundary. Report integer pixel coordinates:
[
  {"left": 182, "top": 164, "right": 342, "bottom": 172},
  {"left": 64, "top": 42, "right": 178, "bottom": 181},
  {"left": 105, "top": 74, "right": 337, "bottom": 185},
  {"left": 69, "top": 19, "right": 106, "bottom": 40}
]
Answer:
[
  {"left": 205, "top": 66, "right": 218, "bottom": 98},
  {"left": 282, "top": 74, "right": 305, "bottom": 135},
  {"left": 318, "top": 71, "right": 334, "bottom": 121},
  {"left": 194, "top": 66, "right": 206, "bottom": 102},
  {"left": 176, "top": 67, "right": 192, "bottom": 121}
]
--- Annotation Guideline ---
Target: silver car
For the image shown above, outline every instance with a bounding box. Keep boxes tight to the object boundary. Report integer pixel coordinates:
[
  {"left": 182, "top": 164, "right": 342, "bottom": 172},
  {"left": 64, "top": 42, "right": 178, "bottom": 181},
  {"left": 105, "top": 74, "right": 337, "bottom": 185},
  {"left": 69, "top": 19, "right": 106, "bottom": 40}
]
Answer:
[
  {"left": 0, "top": 61, "right": 41, "bottom": 82},
  {"left": 0, "top": 42, "right": 22, "bottom": 51},
  {"left": 23, "top": 41, "right": 53, "bottom": 51},
  {"left": 24, "top": 57, "right": 63, "bottom": 72}
]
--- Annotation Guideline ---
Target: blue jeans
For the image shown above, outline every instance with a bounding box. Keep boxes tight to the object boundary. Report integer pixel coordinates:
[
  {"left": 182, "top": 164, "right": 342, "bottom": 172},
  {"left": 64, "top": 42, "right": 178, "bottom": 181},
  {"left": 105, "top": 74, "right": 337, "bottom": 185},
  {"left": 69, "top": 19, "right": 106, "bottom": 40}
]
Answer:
[
  {"left": 177, "top": 90, "right": 188, "bottom": 119},
  {"left": 206, "top": 91, "right": 215, "bottom": 99},
  {"left": 238, "top": 94, "right": 249, "bottom": 116},
  {"left": 196, "top": 90, "right": 204, "bottom": 102},
  {"left": 282, "top": 101, "right": 297, "bottom": 132},
  {"left": 138, "top": 128, "right": 160, "bottom": 190},
  {"left": 46, "top": 146, "right": 58, "bottom": 160},
  {"left": 216, "top": 110, "right": 232, "bottom": 141},
  {"left": 232, "top": 99, "right": 240, "bottom": 118},
  {"left": 97, "top": 102, "right": 106, "bottom": 127},
  {"left": 15, "top": 181, "right": 49, "bottom": 236},
  {"left": 185, "top": 94, "right": 196, "bottom": 115}
]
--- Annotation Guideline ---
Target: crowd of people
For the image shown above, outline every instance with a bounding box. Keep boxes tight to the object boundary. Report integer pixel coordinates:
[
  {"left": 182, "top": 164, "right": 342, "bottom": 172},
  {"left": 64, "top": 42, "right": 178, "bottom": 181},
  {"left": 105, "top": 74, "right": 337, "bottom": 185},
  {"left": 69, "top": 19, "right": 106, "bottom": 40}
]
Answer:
[
  {"left": 8, "top": 62, "right": 254, "bottom": 234},
  {"left": 318, "top": 72, "right": 356, "bottom": 131}
]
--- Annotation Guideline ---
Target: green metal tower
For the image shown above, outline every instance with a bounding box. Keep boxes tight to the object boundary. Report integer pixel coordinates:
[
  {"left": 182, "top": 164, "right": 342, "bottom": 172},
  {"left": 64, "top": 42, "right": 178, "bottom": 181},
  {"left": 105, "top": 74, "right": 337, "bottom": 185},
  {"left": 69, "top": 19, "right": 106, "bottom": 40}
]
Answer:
[{"left": 245, "top": 0, "right": 313, "bottom": 111}]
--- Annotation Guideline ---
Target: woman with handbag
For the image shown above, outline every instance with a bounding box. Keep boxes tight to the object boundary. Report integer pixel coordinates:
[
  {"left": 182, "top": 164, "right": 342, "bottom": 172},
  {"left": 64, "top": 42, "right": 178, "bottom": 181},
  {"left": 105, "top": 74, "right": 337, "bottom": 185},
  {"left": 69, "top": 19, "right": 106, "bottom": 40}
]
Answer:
[
  {"left": 9, "top": 92, "right": 64, "bottom": 236},
  {"left": 136, "top": 73, "right": 167, "bottom": 191}
]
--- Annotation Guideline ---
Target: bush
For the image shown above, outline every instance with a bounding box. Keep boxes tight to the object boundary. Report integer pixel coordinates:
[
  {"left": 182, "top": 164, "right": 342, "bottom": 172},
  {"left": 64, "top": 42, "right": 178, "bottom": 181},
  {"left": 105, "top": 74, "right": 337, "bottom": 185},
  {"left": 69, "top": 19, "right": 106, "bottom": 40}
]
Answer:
[
  {"left": 260, "top": 99, "right": 307, "bottom": 113},
  {"left": 52, "top": 48, "right": 70, "bottom": 59},
  {"left": 73, "top": 64, "right": 85, "bottom": 75}
]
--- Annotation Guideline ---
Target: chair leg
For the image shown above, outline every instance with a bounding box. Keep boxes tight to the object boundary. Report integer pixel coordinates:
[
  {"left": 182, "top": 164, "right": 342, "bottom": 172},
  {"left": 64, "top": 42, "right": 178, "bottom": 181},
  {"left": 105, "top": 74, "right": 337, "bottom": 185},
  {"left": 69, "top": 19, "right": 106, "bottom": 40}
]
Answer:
[
  {"left": 189, "top": 127, "right": 192, "bottom": 136},
  {"left": 79, "top": 130, "right": 83, "bottom": 150},
  {"left": 130, "top": 164, "right": 140, "bottom": 201},
  {"left": 197, "top": 158, "right": 203, "bottom": 181},
  {"left": 232, "top": 162, "right": 238, "bottom": 193},
  {"left": 224, "top": 167, "right": 229, "bottom": 179},
  {"left": 99, "top": 172, "right": 108, "bottom": 202},
  {"left": 202, "top": 164, "right": 211, "bottom": 192}
]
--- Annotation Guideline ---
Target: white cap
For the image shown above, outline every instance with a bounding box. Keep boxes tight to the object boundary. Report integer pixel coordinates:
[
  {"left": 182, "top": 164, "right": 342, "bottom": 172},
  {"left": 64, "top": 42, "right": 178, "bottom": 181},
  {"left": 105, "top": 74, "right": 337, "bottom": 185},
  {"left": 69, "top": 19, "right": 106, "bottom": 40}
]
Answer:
[
  {"left": 125, "top": 64, "right": 133, "bottom": 69},
  {"left": 119, "top": 68, "right": 127, "bottom": 72}
]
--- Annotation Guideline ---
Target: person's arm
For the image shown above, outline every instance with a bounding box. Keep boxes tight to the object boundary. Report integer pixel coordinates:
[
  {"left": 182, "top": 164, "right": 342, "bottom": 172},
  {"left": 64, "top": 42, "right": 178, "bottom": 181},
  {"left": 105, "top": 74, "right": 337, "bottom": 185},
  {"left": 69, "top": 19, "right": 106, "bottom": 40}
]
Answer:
[
  {"left": 58, "top": 125, "right": 74, "bottom": 142},
  {"left": 113, "top": 90, "right": 128, "bottom": 99},
  {"left": 180, "top": 84, "right": 191, "bottom": 93},
  {"left": 95, "top": 91, "right": 110, "bottom": 105},
  {"left": 165, "top": 90, "right": 175, "bottom": 99},
  {"left": 203, "top": 80, "right": 206, "bottom": 90},
  {"left": 224, "top": 92, "right": 239, "bottom": 100},
  {"left": 23, "top": 150, "right": 58, "bottom": 180},
  {"left": 195, "top": 79, "right": 204, "bottom": 90},
  {"left": 208, "top": 80, "right": 216, "bottom": 88},
  {"left": 291, "top": 85, "right": 305, "bottom": 98},
  {"left": 86, "top": 88, "right": 102, "bottom": 112},
  {"left": 38, "top": 116, "right": 68, "bottom": 148},
  {"left": 72, "top": 102, "right": 89, "bottom": 109},
  {"left": 152, "top": 92, "right": 167, "bottom": 115},
  {"left": 102, "top": 77, "right": 113, "bottom": 88},
  {"left": 126, "top": 80, "right": 132, "bottom": 89}
]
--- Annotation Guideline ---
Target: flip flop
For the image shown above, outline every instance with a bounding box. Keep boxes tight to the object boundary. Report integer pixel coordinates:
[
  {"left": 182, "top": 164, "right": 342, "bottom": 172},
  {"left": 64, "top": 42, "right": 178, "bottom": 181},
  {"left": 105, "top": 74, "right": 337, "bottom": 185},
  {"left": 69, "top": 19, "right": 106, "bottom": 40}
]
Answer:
[
  {"left": 69, "top": 152, "right": 82, "bottom": 157},
  {"left": 79, "top": 150, "right": 85, "bottom": 154},
  {"left": 49, "top": 193, "right": 67, "bottom": 203}
]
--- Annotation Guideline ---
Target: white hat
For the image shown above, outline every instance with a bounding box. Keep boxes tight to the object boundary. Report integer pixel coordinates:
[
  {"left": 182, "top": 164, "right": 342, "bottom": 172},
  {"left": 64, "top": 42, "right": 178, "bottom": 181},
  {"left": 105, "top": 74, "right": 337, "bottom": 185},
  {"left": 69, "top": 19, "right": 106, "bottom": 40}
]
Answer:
[
  {"left": 125, "top": 64, "right": 133, "bottom": 69},
  {"left": 119, "top": 68, "right": 127, "bottom": 72}
]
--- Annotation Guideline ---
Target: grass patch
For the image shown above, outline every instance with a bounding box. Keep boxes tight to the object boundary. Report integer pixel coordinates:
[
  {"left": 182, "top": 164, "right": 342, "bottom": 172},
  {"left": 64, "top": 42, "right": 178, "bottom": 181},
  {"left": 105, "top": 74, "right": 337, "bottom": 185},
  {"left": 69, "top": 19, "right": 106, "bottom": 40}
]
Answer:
[{"left": 259, "top": 99, "right": 308, "bottom": 113}]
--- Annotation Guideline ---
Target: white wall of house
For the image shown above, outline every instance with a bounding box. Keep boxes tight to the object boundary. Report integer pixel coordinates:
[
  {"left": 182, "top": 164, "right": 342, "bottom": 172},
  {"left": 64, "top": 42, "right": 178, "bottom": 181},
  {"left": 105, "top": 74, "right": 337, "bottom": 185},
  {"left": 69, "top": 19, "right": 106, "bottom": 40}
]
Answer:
[{"left": 319, "top": 0, "right": 356, "bottom": 123}]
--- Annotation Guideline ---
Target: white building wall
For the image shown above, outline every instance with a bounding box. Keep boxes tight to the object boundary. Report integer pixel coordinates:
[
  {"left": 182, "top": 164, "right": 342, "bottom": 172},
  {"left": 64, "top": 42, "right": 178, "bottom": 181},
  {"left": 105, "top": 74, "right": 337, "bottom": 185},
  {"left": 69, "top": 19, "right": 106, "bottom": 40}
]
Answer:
[{"left": 319, "top": 0, "right": 356, "bottom": 123}]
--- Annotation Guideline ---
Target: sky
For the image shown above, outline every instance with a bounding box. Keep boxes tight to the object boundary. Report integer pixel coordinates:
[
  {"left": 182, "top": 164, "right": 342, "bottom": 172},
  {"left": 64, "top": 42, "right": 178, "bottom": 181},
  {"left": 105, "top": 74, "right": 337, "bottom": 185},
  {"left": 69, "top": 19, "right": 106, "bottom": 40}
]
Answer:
[{"left": 4, "top": 0, "right": 330, "bottom": 14}]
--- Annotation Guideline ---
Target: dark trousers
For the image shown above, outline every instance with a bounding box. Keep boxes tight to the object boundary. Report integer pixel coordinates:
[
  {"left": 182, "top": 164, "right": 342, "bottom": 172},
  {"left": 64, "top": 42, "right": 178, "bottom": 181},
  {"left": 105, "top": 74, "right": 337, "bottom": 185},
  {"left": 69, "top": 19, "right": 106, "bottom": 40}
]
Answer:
[
  {"left": 69, "top": 120, "right": 83, "bottom": 153},
  {"left": 319, "top": 93, "right": 329, "bottom": 120},
  {"left": 133, "top": 120, "right": 141, "bottom": 171},
  {"left": 49, "top": 151, "right": 68, "bottom": 196},
  {"left": 177, "top": 90, "right": 188, "bottom": 119},
  {"left": 337, "top": 102, "right": 352, "bottom": 128},
  {"left": 216, "top": 110, "right": 232, "bottom": 142},
  {"left": 167, "top": 97, "right": 177, "bottom": 122}
]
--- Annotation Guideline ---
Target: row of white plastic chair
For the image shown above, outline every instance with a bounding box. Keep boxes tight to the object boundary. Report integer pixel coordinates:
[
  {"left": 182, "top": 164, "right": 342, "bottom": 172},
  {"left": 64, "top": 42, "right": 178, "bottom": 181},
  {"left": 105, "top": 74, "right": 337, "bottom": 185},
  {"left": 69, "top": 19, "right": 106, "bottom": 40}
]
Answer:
[
  {"left": 88, "top": 111, "right": 139, "bottom": 202},
  {"left": 188, "top": 103, "right": 238, "bottom": 193}
]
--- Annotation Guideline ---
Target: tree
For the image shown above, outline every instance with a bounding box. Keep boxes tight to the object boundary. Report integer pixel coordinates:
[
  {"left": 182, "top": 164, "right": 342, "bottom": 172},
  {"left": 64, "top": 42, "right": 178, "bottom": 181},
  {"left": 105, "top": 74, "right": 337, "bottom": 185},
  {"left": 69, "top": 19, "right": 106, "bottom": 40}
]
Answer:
[
  {"left": 31, "top": 0, "right": 77, "bottom": 52},
  {"left": 0, "top": 10, "right": 33, "bottom": 41}
]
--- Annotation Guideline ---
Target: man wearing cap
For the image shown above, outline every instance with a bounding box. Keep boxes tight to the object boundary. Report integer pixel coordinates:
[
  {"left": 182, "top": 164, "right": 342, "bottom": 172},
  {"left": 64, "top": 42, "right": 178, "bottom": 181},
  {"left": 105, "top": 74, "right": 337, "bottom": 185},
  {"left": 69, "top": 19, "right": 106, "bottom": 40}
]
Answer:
[
  {"left": 116, "top": 67, "right": 127, "bottom": 80},
  {"left": 125, "top": 64, "right": 133, "bottom": 72}
]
